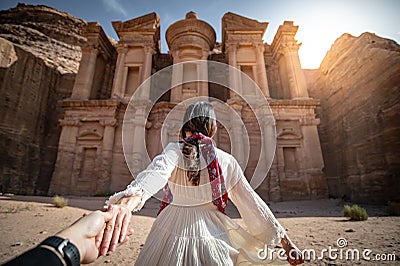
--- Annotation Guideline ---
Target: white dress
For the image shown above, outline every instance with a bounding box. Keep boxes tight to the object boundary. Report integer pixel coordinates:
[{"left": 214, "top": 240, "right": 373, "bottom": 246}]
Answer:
[{"left": 106, "top": 142, "right": 288, "bottom": 265}]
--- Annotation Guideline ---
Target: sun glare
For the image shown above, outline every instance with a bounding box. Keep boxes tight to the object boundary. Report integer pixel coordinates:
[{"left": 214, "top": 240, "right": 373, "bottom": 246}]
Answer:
[
  {"left": 295, "top": 12, "right": 345, "bottom": 69},
  {"left": 296, "top": 26, "right": 336, "bottom": 69},
  {"left": 284, "top": 1, "right": 369, "bottom": 69}
]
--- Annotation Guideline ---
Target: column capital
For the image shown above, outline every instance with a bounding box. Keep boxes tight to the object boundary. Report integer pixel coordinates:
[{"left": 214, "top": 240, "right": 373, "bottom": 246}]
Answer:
[
  {"left": 81, "top": 45, "right": 99, "bottom": 54},
  {"left": 253, "top": 42, "right": 265, "bottom": 53},
  {"left": 144, "top": 45, "right": 155, "bottom": 55},
  {"left": 282, "top": 42, "right": 301, "bottom": 53},
  {"left": 225, "top": 42, "right": 238, "bottom": 54},
  {"left": 99, "top": 119, "right": 118, "bottom": 127},
  {"left": 300, "top": 116, "right": 320, "bottom": 126},
  {"left": 117, "top": 44, "right": 129, "bottom": 54},
  {"left": 127, "top": 118, "right": 147, "bottom": 127}
]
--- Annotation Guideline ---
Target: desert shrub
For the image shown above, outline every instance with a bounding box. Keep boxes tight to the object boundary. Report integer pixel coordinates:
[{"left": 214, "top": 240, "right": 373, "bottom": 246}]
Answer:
[
  {"left": 5, "top": 203, "right": 32, "bottom": 213},
  {"left": 343, "top": 204, "right": 368, "bottom": 221},
  {"left": 387, "top": 201, "right": 400, "bottom": 216},
  {"left": 53, "top": 196, "right": 68, "bottom": 208}
]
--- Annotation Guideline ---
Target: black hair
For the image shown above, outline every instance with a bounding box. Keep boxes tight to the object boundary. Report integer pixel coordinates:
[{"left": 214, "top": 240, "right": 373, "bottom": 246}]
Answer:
[{"left": 181, "top": 101, "right": 217, "bottom": 186}]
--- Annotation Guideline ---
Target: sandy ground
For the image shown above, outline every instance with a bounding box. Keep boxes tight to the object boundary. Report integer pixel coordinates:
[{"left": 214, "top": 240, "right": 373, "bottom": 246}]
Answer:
[{"left": 0, "top": 195, "right": 399, "bottom": 265}]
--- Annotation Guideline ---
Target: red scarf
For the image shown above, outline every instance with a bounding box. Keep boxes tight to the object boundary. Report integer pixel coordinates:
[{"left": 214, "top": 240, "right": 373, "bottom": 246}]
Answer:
[{"left": 157, "top": 132, "right": 228, "bottom": 215}]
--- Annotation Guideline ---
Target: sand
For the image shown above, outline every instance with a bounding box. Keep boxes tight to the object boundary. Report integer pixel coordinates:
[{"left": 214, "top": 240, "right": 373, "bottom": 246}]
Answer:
[{"left": 0, "top": 195, "right": 398, "bottom": 265}]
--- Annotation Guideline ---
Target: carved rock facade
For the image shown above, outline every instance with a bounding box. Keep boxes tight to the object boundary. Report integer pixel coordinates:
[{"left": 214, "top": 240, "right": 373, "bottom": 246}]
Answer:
[{"left": 49, "top": 12, "right": 328, "bottom": 200}]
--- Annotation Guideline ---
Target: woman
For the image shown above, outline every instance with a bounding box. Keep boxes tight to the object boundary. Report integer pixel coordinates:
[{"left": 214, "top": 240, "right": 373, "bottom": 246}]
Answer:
[{"left": 101, "top": 101, "right": 303, "bottom": 265}]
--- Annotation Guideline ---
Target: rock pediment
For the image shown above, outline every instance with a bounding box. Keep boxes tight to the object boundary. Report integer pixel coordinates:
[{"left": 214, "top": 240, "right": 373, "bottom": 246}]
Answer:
[
  {"left": 277, "top": 128, "right": 302, "bottom": 140},
  {"left": 77, "top": 129, "right": 103, "bottom": 141},
  {"left": 112, "top": 12, "right": 160, "bottom": 37},
  {"left": 222, "top": 12, "right": 268, "bottom": 33}
]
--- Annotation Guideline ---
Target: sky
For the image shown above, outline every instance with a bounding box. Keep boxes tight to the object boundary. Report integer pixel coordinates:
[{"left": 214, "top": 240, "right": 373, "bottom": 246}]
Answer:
[{"left": 1, "top": 0, "right": 399, "bottom": 69}]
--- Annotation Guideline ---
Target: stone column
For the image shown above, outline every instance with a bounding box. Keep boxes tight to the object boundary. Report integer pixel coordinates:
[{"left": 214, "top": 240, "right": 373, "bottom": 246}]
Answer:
[
  {"left": 249, "top": 105, "right": 276, "bottom": 190},
  {"left": 252, "top": 65, "right": 259, "bottom": 86},
  {"left": 140, "top": 46, "right": 154, "bottom": 100},
  {"left": 112, "top": 45, "right": 128, "bottom": 98},
  {"left": 283, "top": 45, "right": 309, "bottom": 99},
  {"left": 49, "top": 119, "right": 81, "bottom": 195},
  {"left": 162, "top": 122, "right": 172, "bottom": 146},
  {"left": 269, "top": 153, "right": 281, "bottom": 201},
  {"left": 128, "top": 102, "right": 151, "bottom": 176},
  {"left": 227, "top": 43, "right": 240, "bottom": 98},
  {"left": 170, "top": 51, "right": 183, "bottom": 102},
  {"left": 299, "top": 115, "right": 327, "bottom": 198},
  {"left": 255, "top": 43, "right": 270, "bottom": 98},
  {"left": 100, "top": 63, "right": 111, "bottom": 98},
  {"left": 71, "top": 46, "right": 98, "bottom": 100},
  {"left": 228, "top": 100, "right": 245, "bottom": 168},
  {"left": 198, "top": 51, "right": 209, "bottom": 97},
  {"left": 99, "top": 119, "right": 117, "bottom": 192}
]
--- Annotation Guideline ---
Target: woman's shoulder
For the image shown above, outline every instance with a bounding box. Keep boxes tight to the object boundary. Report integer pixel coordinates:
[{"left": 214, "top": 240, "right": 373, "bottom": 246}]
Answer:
[{"left": 215, "top": 147, "right": 236, "bottom": 163}]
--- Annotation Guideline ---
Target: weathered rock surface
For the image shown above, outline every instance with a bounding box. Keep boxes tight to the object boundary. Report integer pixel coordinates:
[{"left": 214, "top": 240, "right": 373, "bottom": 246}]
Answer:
[
  {"left": 305, "top": 32, "right": 400, "bottom": 203},
  {"left": 0, "top": 3, "right": 86, "bottom": 74},
  {"left": 0, "top": 4, "right": 86, "bottom": 195}
]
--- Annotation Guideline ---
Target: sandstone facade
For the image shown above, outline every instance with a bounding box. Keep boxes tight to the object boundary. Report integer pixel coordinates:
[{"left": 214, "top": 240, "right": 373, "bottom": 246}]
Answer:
[
  {"left": 305, "top": 33, "right": 400, "bottom": 203},
  {"left": 49, "top": 11, "right": 327, "bottom": 200},
  {"left": 3, "top": 4, "right": 398, "bottom": 204}
]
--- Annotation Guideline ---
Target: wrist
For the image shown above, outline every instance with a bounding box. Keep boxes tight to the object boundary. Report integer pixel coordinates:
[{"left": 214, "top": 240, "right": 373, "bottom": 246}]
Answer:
[
  {"left": 40, "top": 245, "right": 67, "bottom": 266},
  {"left": 40, "top": 236, "right": 80, "bottom": 266},
  {"left": 56, "top": 229, "right": 85, "bottom": 263},
  {"left": 116, "top": 195, "right": 141, "bottom": 212}
]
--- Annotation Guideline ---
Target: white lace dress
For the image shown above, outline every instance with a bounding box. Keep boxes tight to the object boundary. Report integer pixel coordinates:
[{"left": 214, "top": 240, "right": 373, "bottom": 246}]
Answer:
[{"left": 106, "top": 142, "right": 288, "bottom": 265}]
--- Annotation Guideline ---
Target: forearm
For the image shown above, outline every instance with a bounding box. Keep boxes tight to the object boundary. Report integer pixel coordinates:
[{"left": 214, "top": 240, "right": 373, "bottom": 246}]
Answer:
[{"left": 4, "top": 246, "right": 66, "bottom": 266}]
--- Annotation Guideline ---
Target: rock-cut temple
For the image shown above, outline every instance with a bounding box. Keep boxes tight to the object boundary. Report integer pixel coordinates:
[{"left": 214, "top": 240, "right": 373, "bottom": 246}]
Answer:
[{"left": 49, "top": 12, "right": 328, "bottom": 200}]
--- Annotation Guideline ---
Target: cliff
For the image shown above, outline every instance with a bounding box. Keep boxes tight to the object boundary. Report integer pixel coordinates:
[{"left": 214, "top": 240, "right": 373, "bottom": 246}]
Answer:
[
  {"left": 0, "top": 3, "right": 86, "bottom": 74},
  {"left": 306, "top": 32, "right": 400, "bottom": 203},
  {"left": 0, "top": 4, "right": 86, "bottom": 195}
]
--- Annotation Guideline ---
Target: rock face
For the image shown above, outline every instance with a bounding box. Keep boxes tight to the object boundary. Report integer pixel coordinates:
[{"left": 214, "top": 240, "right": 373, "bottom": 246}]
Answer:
[
  {"left": 0, "top": 4, "right": 86, "bottom": 195},
  {"left": 0, "top": 3, "right": 86, "bottom": 74},
  {"left": 306, "top": 32, "right": 400, "bottom": 203}
]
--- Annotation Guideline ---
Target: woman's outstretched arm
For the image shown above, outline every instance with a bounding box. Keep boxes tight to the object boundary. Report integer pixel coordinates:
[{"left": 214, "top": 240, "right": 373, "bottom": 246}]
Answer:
[
  {"left": 227, "top": 155, "right": 303, "bottom": 265},
  {"left": 99, "top": 142, "right": 181, "bottom": 255}
]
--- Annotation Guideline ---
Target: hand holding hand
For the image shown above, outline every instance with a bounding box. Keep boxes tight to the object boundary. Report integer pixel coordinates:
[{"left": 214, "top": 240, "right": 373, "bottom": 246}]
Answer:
[
  {"left": 98, "top": 203, "right": 133, "bottom": 255},
  {"left": 56, "top": 207, "right": 133, "bottom": 264}
]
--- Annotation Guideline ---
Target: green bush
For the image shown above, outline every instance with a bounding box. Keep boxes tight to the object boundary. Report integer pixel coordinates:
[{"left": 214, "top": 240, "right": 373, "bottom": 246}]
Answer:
[
  {"left": 343, "top": 204, "right": 368, "bottom": 221},
  {"left": 52, "top": 196, "right": 68, "bottom": 208},
  {"left": 387, "top": 201, "right": 400, "bottom": 216}
]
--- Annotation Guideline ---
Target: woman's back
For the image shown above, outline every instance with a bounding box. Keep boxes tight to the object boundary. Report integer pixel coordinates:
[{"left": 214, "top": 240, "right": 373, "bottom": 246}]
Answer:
[{"left": 168, "top": 144, "right": 236, "bottom": 207}]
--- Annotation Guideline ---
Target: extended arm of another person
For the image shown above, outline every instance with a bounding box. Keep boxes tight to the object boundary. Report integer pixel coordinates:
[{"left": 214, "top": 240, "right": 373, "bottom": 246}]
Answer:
[
  {"left": 4, "top": 207, "right": 132, "bottom": 266},
  {"left": 99, "top": 142, "right": 180, "bottom": 255}
]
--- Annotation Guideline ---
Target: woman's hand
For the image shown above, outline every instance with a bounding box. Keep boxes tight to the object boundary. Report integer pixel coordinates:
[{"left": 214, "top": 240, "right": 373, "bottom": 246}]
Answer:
[
  {"left": 286, "top": 246, "right": 304, "bottom": 266},
  {"left": 281, "top": 235, "right": 304, "bottom": 265},
  {"left": 99, "top": 195, "right": 141, "bottom": 255},
  {"left": 98, "top": 204, "right": 131, "bottom": 255}
]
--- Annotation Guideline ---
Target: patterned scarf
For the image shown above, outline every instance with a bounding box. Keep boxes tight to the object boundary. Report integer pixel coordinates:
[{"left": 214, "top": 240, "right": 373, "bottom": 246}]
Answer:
[{"left": 157, "top": 132, "right": 228, "bottom": 215}]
